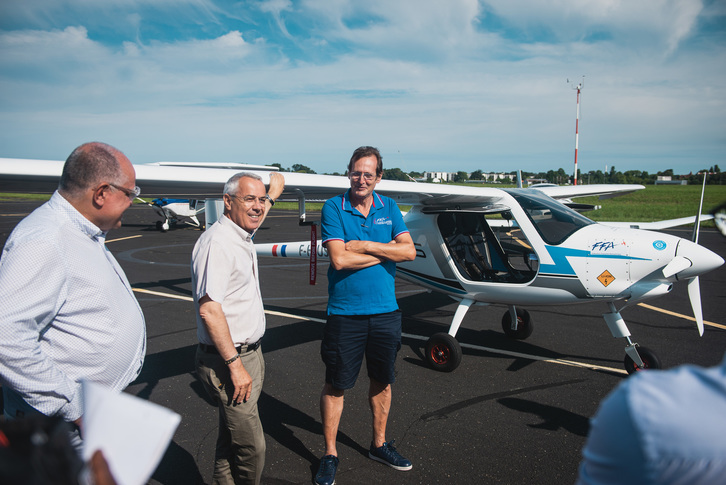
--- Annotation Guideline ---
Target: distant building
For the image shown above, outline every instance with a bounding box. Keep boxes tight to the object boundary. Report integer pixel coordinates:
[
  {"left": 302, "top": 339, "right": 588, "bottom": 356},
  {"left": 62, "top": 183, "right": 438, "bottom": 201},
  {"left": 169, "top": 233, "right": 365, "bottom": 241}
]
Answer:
[
  {"left": 655, "top": 175, "right": 687, "bottom": 185},
  {"left": 423, "top": 171, "right": 513, "bottom": 183},
  {"left": 424, "top": 171, "right": 454, "bottom": 183}
]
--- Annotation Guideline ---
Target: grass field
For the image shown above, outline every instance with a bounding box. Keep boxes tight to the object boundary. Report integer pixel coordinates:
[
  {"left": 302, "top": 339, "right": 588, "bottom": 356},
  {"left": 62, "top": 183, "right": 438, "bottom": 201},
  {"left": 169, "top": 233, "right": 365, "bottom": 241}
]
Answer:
[
  {"left": 2, "top": 185, "right": 724, "bottom": 224},
  {"left": 577, "top": 185, "right": 725, "bottom": 223}
]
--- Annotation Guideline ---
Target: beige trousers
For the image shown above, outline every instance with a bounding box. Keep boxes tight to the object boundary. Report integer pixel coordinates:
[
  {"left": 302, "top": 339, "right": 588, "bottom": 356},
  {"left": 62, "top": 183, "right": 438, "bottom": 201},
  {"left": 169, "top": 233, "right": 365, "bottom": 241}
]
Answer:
[{"left": 195, "top": 345, "right": 266, "bottom": 485}]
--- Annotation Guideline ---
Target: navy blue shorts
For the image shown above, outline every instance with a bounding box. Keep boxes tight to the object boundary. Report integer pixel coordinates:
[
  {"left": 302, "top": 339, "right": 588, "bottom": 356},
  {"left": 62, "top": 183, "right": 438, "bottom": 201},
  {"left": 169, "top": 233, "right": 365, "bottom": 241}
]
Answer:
[{"left": 321, "top": 311, "right": 402, "bottom": 390}]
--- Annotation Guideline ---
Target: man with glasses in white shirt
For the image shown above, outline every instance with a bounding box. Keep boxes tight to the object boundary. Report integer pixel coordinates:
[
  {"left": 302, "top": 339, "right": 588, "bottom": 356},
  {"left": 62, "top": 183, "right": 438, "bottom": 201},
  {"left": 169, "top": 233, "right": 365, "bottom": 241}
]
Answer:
[
  {"left": 192, "top": 171, "right": 284, "bottom": 485},
  {"left": 0, "top": 142, "right": 146, "bottom": 450}
]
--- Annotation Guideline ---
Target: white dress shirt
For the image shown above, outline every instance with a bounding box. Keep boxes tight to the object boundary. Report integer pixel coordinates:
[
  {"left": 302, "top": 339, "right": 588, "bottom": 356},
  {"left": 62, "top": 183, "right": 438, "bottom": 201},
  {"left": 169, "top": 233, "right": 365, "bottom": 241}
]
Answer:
[
  {"left": 191, "top": 214, "right": 266, "bottom": 346},
  {"left": 0, "top": 191, "right": 146, "bottom": 422}
]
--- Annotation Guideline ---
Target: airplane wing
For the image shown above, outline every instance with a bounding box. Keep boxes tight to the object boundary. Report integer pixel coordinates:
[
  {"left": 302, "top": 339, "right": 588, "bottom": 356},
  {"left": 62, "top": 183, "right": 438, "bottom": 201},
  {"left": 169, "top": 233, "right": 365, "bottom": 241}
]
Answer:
[
  {"left": 152, "top": 161, "right": 279, "bottom": 171},
  {"left": 530, "top": 184, "right": 644, "bottom": 200},
  {"left": 0, "top": 158, "right": 282, "bottom": 197},
  {"left": 0, "top": 157, "right": 509, "bottom": 207},
  {"left": 600, "top": 214, "right": 715, "bottom": 230},
  {"left": 0, "top": 156, "right": 644, "bottom": 214}
]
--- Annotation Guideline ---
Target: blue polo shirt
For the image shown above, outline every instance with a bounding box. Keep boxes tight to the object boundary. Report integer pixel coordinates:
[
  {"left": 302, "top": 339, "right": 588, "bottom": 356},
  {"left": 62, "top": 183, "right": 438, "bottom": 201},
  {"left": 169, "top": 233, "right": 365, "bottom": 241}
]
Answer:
[{"left": 321, "top": 189, "right": 410, "bottom": 316}]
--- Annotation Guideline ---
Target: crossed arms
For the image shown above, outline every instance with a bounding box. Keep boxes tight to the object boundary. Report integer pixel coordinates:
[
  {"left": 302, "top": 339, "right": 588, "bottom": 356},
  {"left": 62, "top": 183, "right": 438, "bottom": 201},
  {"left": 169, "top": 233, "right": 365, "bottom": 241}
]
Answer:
[{"left": 326, "top": 232, "right": 416, "bottom": 271}]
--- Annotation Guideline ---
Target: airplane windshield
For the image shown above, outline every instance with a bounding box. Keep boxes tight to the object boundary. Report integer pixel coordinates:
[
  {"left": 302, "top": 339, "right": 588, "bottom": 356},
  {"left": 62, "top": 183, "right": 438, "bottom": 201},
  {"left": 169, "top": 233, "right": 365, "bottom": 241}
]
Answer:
[{"left": 505, "top": 190, "right": 594, "bottom": 245}]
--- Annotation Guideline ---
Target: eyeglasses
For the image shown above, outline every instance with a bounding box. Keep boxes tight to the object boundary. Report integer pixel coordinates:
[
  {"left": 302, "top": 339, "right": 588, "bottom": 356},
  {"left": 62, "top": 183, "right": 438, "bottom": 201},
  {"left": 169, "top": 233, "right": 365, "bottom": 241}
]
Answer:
[
  {"left": 109, "top": 183, "right": 141, "bottom": 201},
  {"left": 349, "top": 171, "right": 377, "bottom": 181},
  {"left": 231, "top": 195, "right": 267, "bottom": 205}
]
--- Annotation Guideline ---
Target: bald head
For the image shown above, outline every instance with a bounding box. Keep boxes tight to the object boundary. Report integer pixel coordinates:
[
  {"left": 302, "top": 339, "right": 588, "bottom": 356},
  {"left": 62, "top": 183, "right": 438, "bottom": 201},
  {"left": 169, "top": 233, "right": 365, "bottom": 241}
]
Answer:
[
  {"left": 59, "top": 142, "right": 127, "bottom": 198},
  {"left": 57, "top": 142, "right": 137, "bottom": 231}
]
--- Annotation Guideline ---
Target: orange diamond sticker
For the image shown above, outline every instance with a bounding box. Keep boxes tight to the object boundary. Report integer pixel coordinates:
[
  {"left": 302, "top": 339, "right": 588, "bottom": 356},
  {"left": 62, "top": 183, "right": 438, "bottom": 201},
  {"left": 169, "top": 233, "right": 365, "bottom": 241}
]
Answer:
[{"left": 597, "top": 270, "right": 615, "bottom": 287}]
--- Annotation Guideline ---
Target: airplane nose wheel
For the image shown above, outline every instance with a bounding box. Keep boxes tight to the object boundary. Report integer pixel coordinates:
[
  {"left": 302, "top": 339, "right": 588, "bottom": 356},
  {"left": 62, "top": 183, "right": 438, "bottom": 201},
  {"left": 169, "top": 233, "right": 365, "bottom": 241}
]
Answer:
[
  {"left": 425, "top": 333, "right": 462, "bottom": 372},
  {"left": 624, "top": 346, "right": 661, "bottom": 374}
]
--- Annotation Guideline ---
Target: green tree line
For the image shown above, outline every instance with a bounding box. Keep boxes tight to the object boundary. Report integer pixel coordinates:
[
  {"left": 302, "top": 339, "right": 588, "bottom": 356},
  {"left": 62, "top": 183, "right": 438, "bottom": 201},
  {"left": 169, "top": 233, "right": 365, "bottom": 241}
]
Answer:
[{"left": 268, "top": 163, "right": 724, "bottom": 185}]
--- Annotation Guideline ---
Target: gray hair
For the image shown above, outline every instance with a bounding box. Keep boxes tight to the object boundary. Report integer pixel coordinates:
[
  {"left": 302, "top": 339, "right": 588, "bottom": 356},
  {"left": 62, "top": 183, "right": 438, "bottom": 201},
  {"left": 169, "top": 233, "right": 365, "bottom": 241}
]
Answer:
[
  {"left": 59, "top": 142, "right": 124, "bottom": 196},
  {"left": 223, "top": 172, "right": 263, "bottom": 196}
]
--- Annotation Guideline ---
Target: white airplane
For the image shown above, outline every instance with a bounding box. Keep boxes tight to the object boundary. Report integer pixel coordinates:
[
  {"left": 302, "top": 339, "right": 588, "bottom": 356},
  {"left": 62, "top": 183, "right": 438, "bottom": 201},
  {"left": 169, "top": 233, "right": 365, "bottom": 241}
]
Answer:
[
  {"left": 141, "top": 162, "right": 279, "bottom": 231},
  {"left": 251, "top": 178, "right": 721, "bottom": 374},
  {"left": 0, "top": 158, "right": 276, "bottom": 232},
  {"left": 0, "top": 158, "right": 722, "bottom": 374},
  {"left": 141, "top": 197, "right": 205, "bottom": 232}
]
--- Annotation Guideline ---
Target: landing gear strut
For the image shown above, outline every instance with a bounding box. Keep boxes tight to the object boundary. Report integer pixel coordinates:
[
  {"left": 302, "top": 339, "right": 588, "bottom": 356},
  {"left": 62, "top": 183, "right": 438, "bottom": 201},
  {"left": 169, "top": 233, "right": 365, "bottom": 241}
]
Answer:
[
  {"left": 424, "top": 298, "right": 473, "bottom": 372},
  {"left": 624, "top": 345, "right": 661, "bottom": 374},
  {"left": 424, "top": 300, "right": 538, "bottom": 372},
  {"left": 604, "top": 302, "right": 662, "bottom": 375},
  {"left": 156, "top": 220, "right": 171, "bottom": 232}
]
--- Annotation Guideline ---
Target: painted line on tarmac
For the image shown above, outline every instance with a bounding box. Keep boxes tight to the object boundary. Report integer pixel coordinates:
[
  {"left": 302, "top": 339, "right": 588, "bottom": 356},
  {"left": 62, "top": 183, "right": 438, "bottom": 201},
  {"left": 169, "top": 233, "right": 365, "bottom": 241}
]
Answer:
[
  {"left": 401, "top": 332, "right": 627, "bottom": 376},
  {"left": 265, "top": 309, "right": 326, "bottom": 323},
  {"left": 133, "top": 287, "right": 626, "bottom": 375},
  {"left": 106, "top": 234, "right": 143, "bottom": 243},
  {"left": 638, "top": 303, "right": 725, "bottom": 330},
  {"left": 133, "top": 288, "right": 193, "bottom": 301}
]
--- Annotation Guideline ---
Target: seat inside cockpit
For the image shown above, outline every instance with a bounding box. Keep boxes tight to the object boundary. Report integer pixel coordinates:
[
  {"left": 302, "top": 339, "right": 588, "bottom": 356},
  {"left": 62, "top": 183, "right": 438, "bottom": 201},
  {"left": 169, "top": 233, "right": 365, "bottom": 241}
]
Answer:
[{"left": 437, "top": 212, "right": 537, "bottom": 283}]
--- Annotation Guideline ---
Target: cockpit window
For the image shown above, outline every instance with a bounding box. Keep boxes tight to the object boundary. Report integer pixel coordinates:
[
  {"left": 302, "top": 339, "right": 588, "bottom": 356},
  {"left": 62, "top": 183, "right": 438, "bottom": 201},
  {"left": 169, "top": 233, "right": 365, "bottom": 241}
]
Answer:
[
  {"left": 505, "top": 189, "right": 593, "bottom": 245},
  {"left": 437, "top": 211, "right": 538, "bottom": 284}
]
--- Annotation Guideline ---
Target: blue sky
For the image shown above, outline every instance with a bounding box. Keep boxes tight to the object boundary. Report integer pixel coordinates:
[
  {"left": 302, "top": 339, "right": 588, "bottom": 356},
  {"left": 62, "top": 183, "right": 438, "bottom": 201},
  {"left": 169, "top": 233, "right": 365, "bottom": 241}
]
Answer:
[{"left": 1, "top": 0, "right": 724, "bottom": 175}]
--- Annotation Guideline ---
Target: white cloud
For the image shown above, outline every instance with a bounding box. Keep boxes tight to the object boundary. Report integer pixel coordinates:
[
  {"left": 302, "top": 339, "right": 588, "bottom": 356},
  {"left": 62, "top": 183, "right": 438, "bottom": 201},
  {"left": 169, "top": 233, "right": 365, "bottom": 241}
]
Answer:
[
  {"left": 299, "top": 0, "right": 488, "bottom": 60},
  {"left": 0, "top": 0, "right": 723, "bottom": 174},
  {"left": 484, "top": 0, "right": 703, "bottom": 55}
]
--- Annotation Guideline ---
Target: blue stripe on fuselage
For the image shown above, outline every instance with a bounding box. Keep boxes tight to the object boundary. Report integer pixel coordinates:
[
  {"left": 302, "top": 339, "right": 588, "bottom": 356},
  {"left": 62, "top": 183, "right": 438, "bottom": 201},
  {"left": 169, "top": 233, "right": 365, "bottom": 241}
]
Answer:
[{"left": 539, "top": 245, "right": 649, "bottom": 276}]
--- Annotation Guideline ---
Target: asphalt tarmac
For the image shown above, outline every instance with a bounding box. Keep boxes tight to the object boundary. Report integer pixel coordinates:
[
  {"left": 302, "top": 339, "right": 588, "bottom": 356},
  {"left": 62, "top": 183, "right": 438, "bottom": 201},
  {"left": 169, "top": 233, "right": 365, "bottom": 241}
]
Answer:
[{"left": 1, "top": 199, "right": 725, "bottom": 485}]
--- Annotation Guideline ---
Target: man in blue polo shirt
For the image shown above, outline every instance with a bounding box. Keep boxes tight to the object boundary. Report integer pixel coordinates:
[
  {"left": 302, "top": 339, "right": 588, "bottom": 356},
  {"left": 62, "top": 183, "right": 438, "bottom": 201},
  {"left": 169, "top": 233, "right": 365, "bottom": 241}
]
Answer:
[{"left": 314, "top": 146, "right": 416, "bottom": 485}]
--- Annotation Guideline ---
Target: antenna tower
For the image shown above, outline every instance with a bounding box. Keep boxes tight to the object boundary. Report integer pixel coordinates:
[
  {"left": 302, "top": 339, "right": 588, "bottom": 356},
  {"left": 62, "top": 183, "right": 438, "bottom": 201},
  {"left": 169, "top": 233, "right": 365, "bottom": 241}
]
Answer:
[{"left": 569, "top": 76, "right": 584, "bottom": 185}]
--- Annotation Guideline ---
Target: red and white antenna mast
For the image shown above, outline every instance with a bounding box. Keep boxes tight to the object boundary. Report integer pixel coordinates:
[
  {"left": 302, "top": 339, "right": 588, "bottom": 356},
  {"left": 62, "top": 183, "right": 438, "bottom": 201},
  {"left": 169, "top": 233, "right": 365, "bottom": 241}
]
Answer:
[{"left": 569, "top": 76, "right": 584, "bottom": 185}]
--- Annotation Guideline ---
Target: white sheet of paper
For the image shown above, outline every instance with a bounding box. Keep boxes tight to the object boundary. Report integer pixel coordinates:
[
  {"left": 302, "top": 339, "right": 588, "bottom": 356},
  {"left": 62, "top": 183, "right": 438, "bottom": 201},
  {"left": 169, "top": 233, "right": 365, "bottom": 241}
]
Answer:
[{"left": 81, "top": 380, "right": 181, "bottom": 485}]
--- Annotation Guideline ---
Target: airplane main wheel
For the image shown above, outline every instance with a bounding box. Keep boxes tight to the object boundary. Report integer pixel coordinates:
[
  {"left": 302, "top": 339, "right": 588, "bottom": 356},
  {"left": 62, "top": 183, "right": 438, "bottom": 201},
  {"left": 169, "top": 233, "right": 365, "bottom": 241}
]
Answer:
[
  {"left": 624, "top": 346, "right": 661, "bottom": 374},
  {"left": 501, "top": 308, "right": 533, "bottom": 340},
  {"left": 425, "top": 333, "right": 462, "bottom": 373},
  {"left": 161, "top": 221, "right": 170, "bottom": 232},
  {"left": 156, "top": 221, "right": 163, "bottom": 231}
]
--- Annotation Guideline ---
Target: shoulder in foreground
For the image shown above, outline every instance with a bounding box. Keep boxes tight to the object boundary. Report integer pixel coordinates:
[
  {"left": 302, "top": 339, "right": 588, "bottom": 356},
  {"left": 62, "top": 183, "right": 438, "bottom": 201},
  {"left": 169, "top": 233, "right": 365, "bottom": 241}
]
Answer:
[{"left": 5, "top": 202, "right": 62, "bottom": 241}]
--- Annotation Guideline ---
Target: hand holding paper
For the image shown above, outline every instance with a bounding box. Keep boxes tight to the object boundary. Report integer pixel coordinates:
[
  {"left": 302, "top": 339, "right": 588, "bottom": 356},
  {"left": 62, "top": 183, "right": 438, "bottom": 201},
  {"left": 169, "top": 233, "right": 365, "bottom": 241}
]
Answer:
[{"left": 81, "top": 380, "right": 181, "bottom": 485}]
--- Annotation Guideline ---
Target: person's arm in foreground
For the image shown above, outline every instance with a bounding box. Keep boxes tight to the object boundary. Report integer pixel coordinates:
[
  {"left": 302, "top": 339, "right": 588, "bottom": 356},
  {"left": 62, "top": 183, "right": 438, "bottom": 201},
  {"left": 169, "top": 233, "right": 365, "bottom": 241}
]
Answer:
[{"left": 197, "top": 295, "right": 253, "bottom": 404}]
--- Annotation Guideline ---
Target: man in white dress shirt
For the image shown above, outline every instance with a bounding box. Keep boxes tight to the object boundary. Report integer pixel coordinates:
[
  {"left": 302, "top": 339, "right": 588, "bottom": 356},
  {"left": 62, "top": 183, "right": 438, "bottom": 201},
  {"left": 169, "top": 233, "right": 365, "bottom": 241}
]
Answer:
[
  {"left": 0, "top": 142, "right": 146, "bottom": 448},
  {"left": 192, "top": 171, "right": 284, "bottom": 485}
]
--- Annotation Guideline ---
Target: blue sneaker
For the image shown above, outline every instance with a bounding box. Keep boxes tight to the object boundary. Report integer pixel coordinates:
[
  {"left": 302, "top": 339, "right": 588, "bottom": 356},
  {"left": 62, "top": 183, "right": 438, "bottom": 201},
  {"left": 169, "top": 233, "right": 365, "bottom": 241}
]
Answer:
[
  {"left": 314, "top": 454, "right": 339, "bottom": 485},
  {"left": 368, "top": 440, "right": 412, "bottom": 471}
]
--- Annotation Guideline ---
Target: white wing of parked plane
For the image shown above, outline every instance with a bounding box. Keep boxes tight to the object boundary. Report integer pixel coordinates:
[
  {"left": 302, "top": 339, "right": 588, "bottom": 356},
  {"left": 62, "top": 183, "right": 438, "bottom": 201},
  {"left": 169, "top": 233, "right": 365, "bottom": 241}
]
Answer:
[
  {"left": 152, "top": 161, "right": 280, "bottom": 171},
  {"left": 0, "top": 157, "right": 644, "bottom": 204},
  {"left": 601, "top": 215, "right": 715, "bottom": 230}
]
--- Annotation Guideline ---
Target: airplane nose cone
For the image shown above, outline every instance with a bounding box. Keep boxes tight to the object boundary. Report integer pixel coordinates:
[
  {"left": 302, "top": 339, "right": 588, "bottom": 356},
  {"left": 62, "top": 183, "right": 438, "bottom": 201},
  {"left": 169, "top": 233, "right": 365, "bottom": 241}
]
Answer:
[{"left": 675, "top": 239, "right": 724, "bottom": 279}]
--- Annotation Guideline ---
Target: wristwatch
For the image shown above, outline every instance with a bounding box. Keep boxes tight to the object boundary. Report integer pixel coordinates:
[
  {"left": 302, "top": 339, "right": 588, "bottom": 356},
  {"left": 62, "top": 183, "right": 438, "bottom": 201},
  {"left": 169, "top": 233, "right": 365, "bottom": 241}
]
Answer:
[{"left": 265, "top": 194, "right": 276, "bottom": 206}]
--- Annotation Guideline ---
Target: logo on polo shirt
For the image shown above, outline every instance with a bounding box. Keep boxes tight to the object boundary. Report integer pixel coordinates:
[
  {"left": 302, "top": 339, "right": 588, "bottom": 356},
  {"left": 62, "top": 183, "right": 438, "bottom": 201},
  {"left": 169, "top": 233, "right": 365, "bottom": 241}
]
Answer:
[{"left": 374, "top": 217, "right": 392, "bottom": 226}]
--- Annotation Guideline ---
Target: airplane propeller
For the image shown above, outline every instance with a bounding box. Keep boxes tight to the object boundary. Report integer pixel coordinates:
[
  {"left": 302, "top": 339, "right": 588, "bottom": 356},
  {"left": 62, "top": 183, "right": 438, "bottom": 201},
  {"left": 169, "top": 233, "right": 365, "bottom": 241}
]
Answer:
[
  {"left": 682, "top": 172, "right": 710, "bottom": 336},
  {"left": 687, "top": 277, "right": 704, "bottom": 336}
]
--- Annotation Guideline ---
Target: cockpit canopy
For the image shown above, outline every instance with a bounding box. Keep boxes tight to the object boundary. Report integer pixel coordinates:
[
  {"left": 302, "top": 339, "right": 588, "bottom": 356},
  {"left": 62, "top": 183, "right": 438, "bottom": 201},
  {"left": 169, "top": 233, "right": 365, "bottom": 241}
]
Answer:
[{"left": 506, "top": 189, "right": 594, "bottom": 245}]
